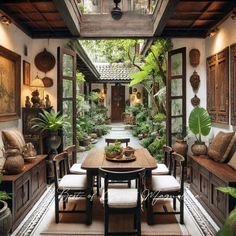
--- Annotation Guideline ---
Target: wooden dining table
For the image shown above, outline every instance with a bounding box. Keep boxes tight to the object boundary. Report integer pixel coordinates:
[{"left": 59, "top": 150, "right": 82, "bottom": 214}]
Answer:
[{"left": 81, "top": 147, "right": 157, "bottom": 224}]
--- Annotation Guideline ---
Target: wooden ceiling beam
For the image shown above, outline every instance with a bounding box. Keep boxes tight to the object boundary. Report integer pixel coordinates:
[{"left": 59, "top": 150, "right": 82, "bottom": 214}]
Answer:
[
  {"left": 153, "top": 0, "right": 179, "bottom": 36},
  {"left": 52, "top": 0, "right": 81, "bottom": 36},
  {"left": 80, "top": 13, "right": 153, "bottom": 38}
]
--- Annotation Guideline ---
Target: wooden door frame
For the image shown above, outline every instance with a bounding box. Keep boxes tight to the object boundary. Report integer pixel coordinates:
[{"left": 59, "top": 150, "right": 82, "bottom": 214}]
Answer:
[
  {"left": 57, "top": 47, "right": 77, "bottom": 148},
  {"left": 166, "top": 47, "right": 186, "bottom": 146}
]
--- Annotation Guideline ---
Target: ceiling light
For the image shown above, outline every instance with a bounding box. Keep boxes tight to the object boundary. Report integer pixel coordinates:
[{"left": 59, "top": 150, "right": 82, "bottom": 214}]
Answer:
[
  {"left": 111, "top": 0, "right": 122, "bottom": 20},
  {"left": 0, "top": 15, "right": 11, "bottom": 25}
]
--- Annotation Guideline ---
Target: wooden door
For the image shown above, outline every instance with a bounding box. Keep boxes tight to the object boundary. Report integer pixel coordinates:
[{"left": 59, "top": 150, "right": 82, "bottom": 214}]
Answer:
[
  {"left": 57, "top": 47, "right": 76, "bottom": 149},
  {"left": 166, "top": 47, "right": 186, "bottom": 146},
  {"left": 111, "top": 85, "right": 125, "bottom": 122}
]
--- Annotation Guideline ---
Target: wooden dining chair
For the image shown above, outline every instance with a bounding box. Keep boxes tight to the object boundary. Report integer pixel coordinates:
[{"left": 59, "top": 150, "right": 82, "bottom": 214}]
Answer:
[
  {"left": 152, "top": 145, "right": 173, "bottom": 175},
  {"left": 53, "top": 152, "right": 89, "bottom": 223},
  {"left": 64, "top": 145, "right": 86, "bottom": 175},
  {"left": 105, "top": 138, "right": 130, "bottom": 147},
  {"left": 99, "top": 168, "right": 145, "bottom": 236},
  {"left": 147, "top": 152, "right": 185, "bottom": 225}
]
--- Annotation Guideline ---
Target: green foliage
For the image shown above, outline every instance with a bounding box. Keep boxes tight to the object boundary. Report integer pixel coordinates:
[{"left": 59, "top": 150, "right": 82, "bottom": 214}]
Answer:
[
  {"left": 76, "top": 71, "right": 85, "bottom": 83},
  {"left": 153, "top": 113, "right": 166, "bottom": 123},
  {"left": 147, "top": 137, "right": 166, "bottom": 156},
  {"left": 105, "top": 141, "right": 123, "bottom": 154},
  {"left": 141, "top": 136, "right": 155, "bottom": 148},
  {"left": 31, "top": 110, "right": 70, "bottom": 133},
  {"left": 188, "top": 106, "right": 211, "bottom": 142},
  {"left": 81, "top": 39, "right": 143, "bottom": 64},
  {"left": 217, "top": 187, "right": 236, "bottom": 236},
  {"left": 0, "top": 174, "right": 11, "bottom": 201}
]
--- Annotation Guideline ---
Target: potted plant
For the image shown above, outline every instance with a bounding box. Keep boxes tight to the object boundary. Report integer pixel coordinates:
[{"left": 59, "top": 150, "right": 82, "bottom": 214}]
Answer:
[
  {"left": 0, "top": 174, "right": 12, "bottom": 236},
  {"left": 105, "top": 141, "right": 123, "bottom": 159},
  {"left": 188, "top": 106, "right": 211, "bottom": 155},
  {"left": 31, "top": 109, "right": 70, "bottom": 154},
  {"left": 172, "top": 126, "right": 188, "bottom": 156},
  {"left": 216, "top": 186, "right": 236, "bottom": 236}
]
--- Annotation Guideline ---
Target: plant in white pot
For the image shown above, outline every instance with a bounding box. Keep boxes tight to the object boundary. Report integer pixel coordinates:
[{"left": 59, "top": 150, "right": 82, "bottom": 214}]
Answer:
[
  {"left": 0, "top": 174, "right": 12, "bottom": 236},
  {"left": 188, "top": 106, "right": 212, "bottom": 155}
]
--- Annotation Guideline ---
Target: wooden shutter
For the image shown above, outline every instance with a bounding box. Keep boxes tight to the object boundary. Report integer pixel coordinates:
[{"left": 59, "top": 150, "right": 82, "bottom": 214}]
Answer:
[
  {"left": 206, "top": 47, "right": 229, "bottom": 124},
  {"left": 207, "top": 55, "right": 217, "bottom": 122},
  {"left": 231, "top": 44, "right": 236, "bottom": 125}
]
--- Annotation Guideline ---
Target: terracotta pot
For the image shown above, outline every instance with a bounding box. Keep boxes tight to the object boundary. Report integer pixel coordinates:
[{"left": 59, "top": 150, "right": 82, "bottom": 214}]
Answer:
[
  {"left": 191, "top": 142, "right": 207, "bottom": 155},
  {"left": 173, "top": 139, "right": 188, "bottom": 156},
  {"left": 0, "top": 200, "right": 12, "bottom": 236},
  {"left": 4, "top": 149, "right": 24, "bottom": 175}
]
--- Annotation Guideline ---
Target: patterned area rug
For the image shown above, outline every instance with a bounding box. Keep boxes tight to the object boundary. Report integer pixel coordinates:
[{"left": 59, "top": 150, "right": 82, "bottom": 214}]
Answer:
[{"left": 12, "top": 185, "right": 218, "bottom": 236}]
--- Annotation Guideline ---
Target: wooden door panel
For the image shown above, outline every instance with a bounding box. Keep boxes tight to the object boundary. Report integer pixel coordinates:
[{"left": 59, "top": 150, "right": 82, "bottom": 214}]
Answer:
[
  {"left": 111, "top": 85, "right": 125, "bottom": 121},
  {"left": 207, "top": 47, "right": 229, "bottom": 124},
  {"left": 231, "top": 44, "right": 236, "bottom": 125}
]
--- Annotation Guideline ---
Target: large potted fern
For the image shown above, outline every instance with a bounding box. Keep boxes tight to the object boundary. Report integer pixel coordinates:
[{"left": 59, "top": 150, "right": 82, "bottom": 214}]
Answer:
[
  {"left": 31, "top": 109, "right": 69, "bottom": 154},
  {"left": 188, "top": 106, "right": 212, "bottom": 155}
]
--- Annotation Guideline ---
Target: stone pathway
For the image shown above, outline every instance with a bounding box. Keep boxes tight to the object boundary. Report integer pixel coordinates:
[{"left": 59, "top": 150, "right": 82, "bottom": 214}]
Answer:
[{"left": 77, "top": 123, "right": 141, "bottom": 162}]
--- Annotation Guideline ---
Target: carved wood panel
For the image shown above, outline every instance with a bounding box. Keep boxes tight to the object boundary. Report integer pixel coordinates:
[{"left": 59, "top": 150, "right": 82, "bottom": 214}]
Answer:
[
  {"left": 231, "top": 44, "right": 236, "bottom": 125},
  {"left": 206, "top": 47, "right": 229, "bottom": 124}
]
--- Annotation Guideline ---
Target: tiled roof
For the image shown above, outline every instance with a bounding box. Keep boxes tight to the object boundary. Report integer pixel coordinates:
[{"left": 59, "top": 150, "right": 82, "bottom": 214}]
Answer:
[{"left": 94, "top": 63, "right": 137, "bottom": 82}]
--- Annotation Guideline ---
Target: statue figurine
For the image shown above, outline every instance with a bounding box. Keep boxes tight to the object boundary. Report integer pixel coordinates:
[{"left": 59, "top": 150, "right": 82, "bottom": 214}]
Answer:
[
  {"left": 39, "top": 98, "right": 45, "bottom": 108},
  {"left": 45, "top": 94, "right": 51, "bottom": 108},
  {"left": 25, "top": 96, "right": 31, "bottom": 108},
  {"left": 31, "top": 89, "right": 40, "bottom": 108}
]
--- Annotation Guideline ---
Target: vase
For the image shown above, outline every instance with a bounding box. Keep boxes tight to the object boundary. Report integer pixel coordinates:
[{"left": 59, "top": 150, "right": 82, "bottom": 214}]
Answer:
[
  {"left": 0, "top": 200, "right": 12, "bottom": 236},
  {"left": 191, "top": 142, "right": 207, "bottom": 155},
  {"left": 4, "top": 149, "right": 24, "bottom": 175},
  {"left": 173, "top": 139, "right": 188, "bottom": 156},
  {"left": 47, "top": 132, "right": 61, "bottom": 155}
]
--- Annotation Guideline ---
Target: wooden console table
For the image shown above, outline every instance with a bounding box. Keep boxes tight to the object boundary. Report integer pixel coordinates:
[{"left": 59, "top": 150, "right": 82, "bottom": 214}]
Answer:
[
  {"left": 190, "top": 155, "right": 236, "bottom": 226},
  {"left": 0, "top": 155, "right": 47, "bottom": 232}
]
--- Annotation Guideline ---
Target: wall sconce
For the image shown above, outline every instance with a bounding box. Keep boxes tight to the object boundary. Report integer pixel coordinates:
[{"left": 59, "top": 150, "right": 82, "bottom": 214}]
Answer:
[
  {"left": 0, "top": 15, "right": 11, "bottom": 25},
  {"left": 231, "top": 11, "right": 236, "bottom": 20},
  {"left": 208, "top": 28, "right": 219, "bottom": 37}
]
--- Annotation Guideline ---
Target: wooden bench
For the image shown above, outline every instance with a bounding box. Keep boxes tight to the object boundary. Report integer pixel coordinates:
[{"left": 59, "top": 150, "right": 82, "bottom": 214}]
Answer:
[{"left": 190, "top": 155, "right": 236, "bottom": 226}]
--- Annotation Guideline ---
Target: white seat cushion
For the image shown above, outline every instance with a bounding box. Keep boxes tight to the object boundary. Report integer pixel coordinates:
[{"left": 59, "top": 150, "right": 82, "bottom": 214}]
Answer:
[
  {"left": 70, "top": 163, "right": 86, "bottom": 174},
  {"left": 152, "top": 175, "right": 180, "bottom": 192},
  {"left": 58, "top": 174, "right": 87, "bottom": 190},
  {"left": 100, "top": 188, "right": 138, "bottom": 208},
  {"left": 152, "top": 164, "right": 169, "bottom": 175}
]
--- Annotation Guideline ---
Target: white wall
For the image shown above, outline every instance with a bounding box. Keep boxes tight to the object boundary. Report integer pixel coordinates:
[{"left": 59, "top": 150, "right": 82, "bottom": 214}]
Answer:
[
  {"left": 0, "top": 22, "right": 69, "bottom": 131},
  {"left": 205, "top": 17, "right": 236, "bottom": 134},
  {"left": 171, "top": 38, "right": 206, "bottom": 122}
]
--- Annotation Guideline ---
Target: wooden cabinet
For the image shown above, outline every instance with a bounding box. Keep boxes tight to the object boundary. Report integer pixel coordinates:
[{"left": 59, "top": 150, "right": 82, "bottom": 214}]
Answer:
[
  {"left": 0, "top": 155, "right": 47, "bottom": 232},
  {"left": 207, "top": 47, "right": 229, "bottom": 124},
  {"left": 190, "top": 155, "right": 236, "bottom": 226}
]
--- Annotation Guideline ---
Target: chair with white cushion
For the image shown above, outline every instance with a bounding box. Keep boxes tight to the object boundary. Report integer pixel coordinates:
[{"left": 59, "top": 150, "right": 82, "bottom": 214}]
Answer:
[
  {"left": 53, "top": 152, "right": 90, "bottom": 223},
  {"left": 64, "top": 145, "right": 86, "bottom": 175},
  {"left": 99, "top": 168, "right": 145, "bottom": 236},
  {"left": 152, "top": 145, "right": 173, "bottom": 175},
  {"left": 147, "top": 152, "right": 185, "bottom": 225}
]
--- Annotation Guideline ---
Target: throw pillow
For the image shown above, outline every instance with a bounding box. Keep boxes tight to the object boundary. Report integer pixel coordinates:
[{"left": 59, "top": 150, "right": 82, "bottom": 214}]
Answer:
[
  {"left": 1, "top": 129, "right": 26, "bottom": 152},
  {"left": 208, "top": 131, "right": 235, "bottom": 162},
  {"left": 228, "top": 152, "right": 236, "bottom": 170}
]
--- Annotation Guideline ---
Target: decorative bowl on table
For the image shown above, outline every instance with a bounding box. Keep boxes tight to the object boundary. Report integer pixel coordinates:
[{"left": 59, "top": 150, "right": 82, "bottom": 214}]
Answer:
[
  {"left": 123, "top": 146, "right": 135, "bottom": 156},
  {"left": 105, "top": 151, "right": 123, "bottom": 159}
]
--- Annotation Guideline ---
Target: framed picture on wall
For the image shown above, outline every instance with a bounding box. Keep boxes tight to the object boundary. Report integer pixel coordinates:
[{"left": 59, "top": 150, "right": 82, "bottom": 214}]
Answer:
[
  {"left": 23, "top": 60, "right": 30, "bottom": 86},
  {"left": 0, "top": 45, "right": 21, "bottom": 121}
]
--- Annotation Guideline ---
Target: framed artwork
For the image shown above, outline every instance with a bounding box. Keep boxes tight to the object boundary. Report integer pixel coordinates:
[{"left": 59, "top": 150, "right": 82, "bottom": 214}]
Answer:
[
  {"left": 0, "top": 45, "right": 21, "bottom": 121},
  {"left": 23, "top": 60, "right": 30, "bottom": 86}
]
